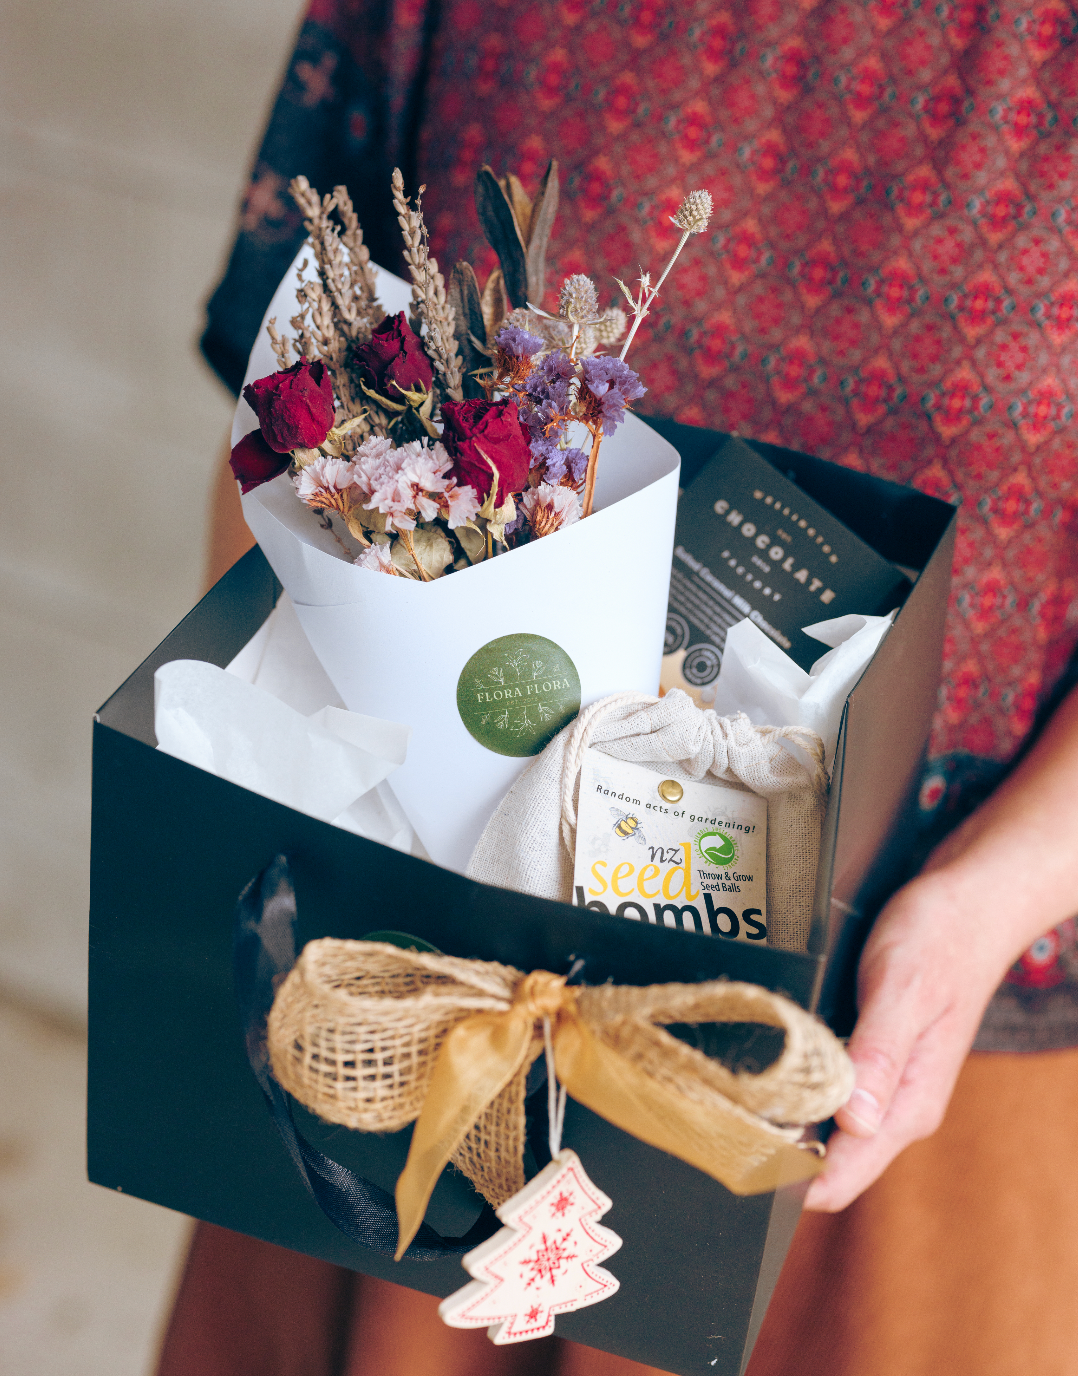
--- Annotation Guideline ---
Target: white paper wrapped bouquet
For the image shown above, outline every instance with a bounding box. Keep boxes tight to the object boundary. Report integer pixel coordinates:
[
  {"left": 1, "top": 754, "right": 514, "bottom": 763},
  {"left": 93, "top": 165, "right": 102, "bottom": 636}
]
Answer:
[{"left": 230, "top": 165, "right": 714, "bottom": 869}]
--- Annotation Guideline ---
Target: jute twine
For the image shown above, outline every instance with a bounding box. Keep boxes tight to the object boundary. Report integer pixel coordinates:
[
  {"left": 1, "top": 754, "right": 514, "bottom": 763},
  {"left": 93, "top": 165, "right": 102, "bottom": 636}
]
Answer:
[{"left": 268, "top": 939, "right": 854, "bottom": 1212}]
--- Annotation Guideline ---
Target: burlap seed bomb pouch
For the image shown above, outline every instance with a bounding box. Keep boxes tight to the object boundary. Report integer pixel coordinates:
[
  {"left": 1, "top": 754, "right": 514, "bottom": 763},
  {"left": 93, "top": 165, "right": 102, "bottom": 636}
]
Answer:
[{"left": 467, "top": 690, "right": 828, "bottom": 951}]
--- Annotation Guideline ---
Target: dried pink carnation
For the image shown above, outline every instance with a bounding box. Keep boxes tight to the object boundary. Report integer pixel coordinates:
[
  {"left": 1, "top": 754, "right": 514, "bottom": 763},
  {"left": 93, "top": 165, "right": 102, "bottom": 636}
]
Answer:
[
  {"left": 353, "top": 543, "right": 398, "bottom": 575},
  {"left": 396, "top": 441, "right": 452, "bottom": 523},
  {"left": 349, "top": 436, "right": 401, "bottom": 503},
  {"left": 521, "top": 483, "right": 581, "bottom": 539},
  {"left": 440, "top": 480, "right": 481, "bottom": 529},
  {"left": 292, "top": 456, "right": 360, "bottom": 514}
]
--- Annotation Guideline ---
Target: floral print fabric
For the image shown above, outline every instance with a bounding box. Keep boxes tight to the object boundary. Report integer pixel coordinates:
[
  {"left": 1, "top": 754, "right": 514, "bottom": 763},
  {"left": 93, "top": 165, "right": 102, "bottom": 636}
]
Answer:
[{"left": 204, "top": 0, "right": 1078, "bottom": 1044}]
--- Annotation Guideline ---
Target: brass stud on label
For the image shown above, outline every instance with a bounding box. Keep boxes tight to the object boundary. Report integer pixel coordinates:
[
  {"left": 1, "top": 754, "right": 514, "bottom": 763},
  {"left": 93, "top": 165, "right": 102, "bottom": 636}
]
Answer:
[{"left": 657, "top": 779, "right": 683, "bottom": 803}]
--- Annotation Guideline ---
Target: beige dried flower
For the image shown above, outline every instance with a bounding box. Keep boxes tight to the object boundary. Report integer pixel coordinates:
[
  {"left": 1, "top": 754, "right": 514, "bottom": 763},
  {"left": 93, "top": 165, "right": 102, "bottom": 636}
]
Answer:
[
  {"left": 591, "top": 307, "right": 628, "bottom": 347},
  {"left": 559, "top": 274, "right": 600, "bottom": 324},
  {"left": 671, "top": 189, "right": 713, "bottom": 235}
]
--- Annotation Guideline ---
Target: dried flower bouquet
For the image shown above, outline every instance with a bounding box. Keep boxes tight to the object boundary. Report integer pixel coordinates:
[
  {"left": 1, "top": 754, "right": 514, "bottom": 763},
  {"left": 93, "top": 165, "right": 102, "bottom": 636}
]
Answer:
[{"left": 230, "top": 167, "right": 712, "bottom": 582}]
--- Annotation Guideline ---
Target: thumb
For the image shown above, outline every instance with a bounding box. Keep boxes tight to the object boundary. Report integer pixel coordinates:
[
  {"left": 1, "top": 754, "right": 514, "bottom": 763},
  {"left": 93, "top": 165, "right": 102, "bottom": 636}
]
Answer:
[{"left": 833, "top": 960, "right": 926, "bottom": 1139}]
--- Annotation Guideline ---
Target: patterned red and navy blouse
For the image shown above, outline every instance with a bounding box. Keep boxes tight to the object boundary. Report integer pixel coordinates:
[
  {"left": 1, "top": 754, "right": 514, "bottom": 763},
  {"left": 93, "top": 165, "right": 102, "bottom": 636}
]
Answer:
[{"left": 203, "top": 0, "right": 1078, "bottom": 1047}]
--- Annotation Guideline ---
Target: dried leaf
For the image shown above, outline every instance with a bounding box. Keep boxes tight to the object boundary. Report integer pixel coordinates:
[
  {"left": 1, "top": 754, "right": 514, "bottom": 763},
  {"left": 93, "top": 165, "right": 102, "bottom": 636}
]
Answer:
[
  {"left": 525, "top": 160, "right": 559, "bottom": 307},
  {"left": 488, "top": 492, "right": 517, "bottom": 546},
  {"left": 360, "top": 380, "right": 409, "bottom": 414},
  {"left": 346, "top": 506, "right": 386, "bottom": 537},
  {"left": 480, "top": 269, "right": 510, "bottom": 343},
  {"left": 342, "top": 512, "right": 373, "bottom": 545},
  {"left": 449, "top": 262, "right": 488, "bottom": 400},
  {"left": 474, "top": 167, "right": 529, "bottom": 309},
  {"left": 613, "top": 276, "right": 638, "bottom": 309},
  {"left": 387, "top": 542, "right": 420, "bottom": 579},
  {"left": 392, "top": 525, "right": 454, "bottom": 579},
  {"left": 504, "top": 174, "right": 534, "bottom": 246},
  {"left": 455, "top": 522, "right": 487, "bottom": 564}
]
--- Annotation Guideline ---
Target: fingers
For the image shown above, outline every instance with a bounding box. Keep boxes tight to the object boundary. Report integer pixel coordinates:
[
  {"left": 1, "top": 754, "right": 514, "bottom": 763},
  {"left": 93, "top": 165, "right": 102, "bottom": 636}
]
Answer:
[
  {"left": 835, "top": 949, "right": 931, "bottom": 1140},
  {"left": 805, "top": 1004, "right": 970, "bottom": 1211}
]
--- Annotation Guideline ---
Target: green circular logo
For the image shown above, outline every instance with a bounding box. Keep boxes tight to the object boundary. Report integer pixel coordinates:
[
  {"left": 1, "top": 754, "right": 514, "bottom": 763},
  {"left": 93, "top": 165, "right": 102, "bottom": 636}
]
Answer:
[
  {"left": 696, "top": 829, "right": 738, "bottom": 868},
  {"left": 456, "top": 634, "right": 581, "bottom": 758}
]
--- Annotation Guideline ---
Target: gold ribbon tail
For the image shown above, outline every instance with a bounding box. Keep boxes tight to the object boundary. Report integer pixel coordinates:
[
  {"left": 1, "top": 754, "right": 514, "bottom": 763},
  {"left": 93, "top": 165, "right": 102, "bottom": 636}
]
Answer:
[
  {"left": 393, "top": 971, "right": 566, "bottom": 1259},
  {"left": 553, "top": 1012, "right": 824, "bottom": 1196}
]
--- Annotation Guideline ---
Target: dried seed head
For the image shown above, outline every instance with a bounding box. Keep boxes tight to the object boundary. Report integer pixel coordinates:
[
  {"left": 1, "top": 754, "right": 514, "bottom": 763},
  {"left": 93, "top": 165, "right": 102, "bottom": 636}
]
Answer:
[
  {"left": 671, "top": 189, "right": 713, "bottom": 235},
  {"left": 559, "top": 274, "right": 600, "bottom": 324},
  {"left": 591, "top": 307, "right": 628, "bottom": 346}
]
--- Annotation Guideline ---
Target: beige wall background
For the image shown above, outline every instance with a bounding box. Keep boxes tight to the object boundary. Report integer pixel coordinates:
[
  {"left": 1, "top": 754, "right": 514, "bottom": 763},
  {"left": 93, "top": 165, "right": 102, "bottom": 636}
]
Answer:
[
  {"left": 0, "top": 3, "right": 308, "bottom": 1369},
  {"left": 1, "top": 0, "right": 305, "bottom": 1020}
]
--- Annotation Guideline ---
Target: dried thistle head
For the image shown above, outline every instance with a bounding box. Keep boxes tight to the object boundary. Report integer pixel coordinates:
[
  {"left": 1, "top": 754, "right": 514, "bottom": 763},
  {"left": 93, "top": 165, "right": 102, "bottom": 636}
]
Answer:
[
  {"left": 671, "top": 190, "right": 713, "bottom": 235},
  {"left": 591, "top": 307, "right": 628, "bottom": 347},
  {"left": 559, "top": 274, "right": 600, "bottom": 324}
]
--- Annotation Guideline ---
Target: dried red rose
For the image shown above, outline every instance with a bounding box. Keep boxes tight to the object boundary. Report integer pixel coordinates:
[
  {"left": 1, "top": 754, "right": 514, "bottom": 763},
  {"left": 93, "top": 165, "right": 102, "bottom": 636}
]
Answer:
[
  {"left": 353, "top": 312, "right": 435, "bottom": 398},
  {"left": 230, "top": 429, "right": 291, "bottom": 493},
  {"left": 440, "top": 399, "right": 533, "bottom": 506},
  {"left": 243, "top": 359, "right": 336, "bottom": 453}
]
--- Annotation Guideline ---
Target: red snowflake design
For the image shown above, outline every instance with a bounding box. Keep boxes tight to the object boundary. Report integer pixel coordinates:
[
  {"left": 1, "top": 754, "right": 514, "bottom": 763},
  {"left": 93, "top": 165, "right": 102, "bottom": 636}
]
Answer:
[
  {"left": 715, "top": 217, "right": 774, "bottom": 287},
  {"left": 525, "top": 1304, "right": 543, "bottom": 1325},
  {"left": 864, "top": 254, "right": 930, "bottom": 331},
  {"left": 841, "top": 352, "right": 906, "bottom": 431},
  {"left": 519, "top": 1231, "right": 580, "bottom": 1290},
  {"left": 693, "top": 9, "right": 741, "bottom": 77},
  {"left": 1014, "top": 1, "right": 1078, "bottom": 66},
  {"left": 550, "top": 1192, "right": 575, "bottom": 1217},
  {"left": 812, "top": 143, "right": 871, "bottom": 216},
  {"left": 1031, "top": 277, "right": 1078, "bottom": 345},
  {"left": 790, "top": 235, "right": 847, "bottom": 310},
  {"left": 738, "top": 128, "right": 795, "bottom": 196},
  {"left": 834, "top": 54, "right": 895, "bottom": 127},
  {"left": 936, "top": 0, "right": 996, "bottom": 54},
  {"left": 761, "top": 37, "right": 817, "bottom": 104},
  {"left": 966, "top": 177, "right": 1036, "bottom": 248},
  {"left": 988, "top": 84, "right": 1057, "bottom": 153},
  {"left": 945, "top": 270, "right": 1016, "bottom": 343},
  {"left": 1008, "top": 373, "right": 1075, "bottom": 449},
  {"left": 921, "top": 361, "right": 994, "bottom": 441},
  {"left": 910, "top": 72, "right": 973, "bottom": 143},
  {"left": 763, "top": 333, "right": 826, "bottom": 405},
  {"left": 886, "top": 164, "right": 952, "bottom": 233}
]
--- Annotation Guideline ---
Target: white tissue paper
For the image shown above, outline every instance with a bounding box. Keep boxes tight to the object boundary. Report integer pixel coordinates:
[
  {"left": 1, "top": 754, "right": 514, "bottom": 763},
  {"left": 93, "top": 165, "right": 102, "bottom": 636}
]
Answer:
[
  {"left": 709, "top": 612, "right": 896, "bottom": 771},
  {"left": 154, "top": 601, "right": 420, "bottom": 852}
]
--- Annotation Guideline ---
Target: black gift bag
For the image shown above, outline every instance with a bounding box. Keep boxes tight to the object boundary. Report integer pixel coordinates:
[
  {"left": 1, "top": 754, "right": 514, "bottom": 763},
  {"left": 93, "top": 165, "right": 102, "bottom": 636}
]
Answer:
[{"left": 88, "top": 424, "right": 955, "bottom": 1376}]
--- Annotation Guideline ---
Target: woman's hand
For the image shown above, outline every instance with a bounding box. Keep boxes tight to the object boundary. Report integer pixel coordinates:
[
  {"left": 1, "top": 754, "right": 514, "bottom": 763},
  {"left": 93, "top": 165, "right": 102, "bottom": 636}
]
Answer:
[
  {"left": 804, "top": 867, "right": 1017, "bottom": 1210},
  {"left": 805, "top": 682, "right": 1078, "bottom": 1211}
]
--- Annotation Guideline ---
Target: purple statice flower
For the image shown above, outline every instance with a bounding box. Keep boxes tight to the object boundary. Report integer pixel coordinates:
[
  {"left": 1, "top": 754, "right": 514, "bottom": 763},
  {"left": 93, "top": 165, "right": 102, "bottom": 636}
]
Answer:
[
  {"left": 580, "top": 356, "right": 647, "bottom": 435},
  {"left": 519, "top": 349, "right": 576, "bottom": 445},
  {"left": 536, "top": 439, "right": 588, "bottom": 486},
  {"left": 494, "top": 324, "right": 544, "bottom": 359}
]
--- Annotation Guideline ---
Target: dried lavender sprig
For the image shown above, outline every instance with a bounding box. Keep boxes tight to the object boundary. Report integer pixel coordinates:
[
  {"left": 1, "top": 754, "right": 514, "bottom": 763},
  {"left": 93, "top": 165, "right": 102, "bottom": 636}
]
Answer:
[
  {"left": 618, "top": 189, "right": 713, "bottom": 361},
  {"left": 288, "top": 259, "right": 317, "bottom": 361},
  {"left": 391, "top": 168, "right": 464, "bottom": 402},
  {"left": 267, "top": 318, "right": 293, "bottom": 371},
  {"left": 291, "top": 176, "right": 366, "bottom": 345},
  {"left": 332, "top": 183, "right": 383, "bottom": 328}
]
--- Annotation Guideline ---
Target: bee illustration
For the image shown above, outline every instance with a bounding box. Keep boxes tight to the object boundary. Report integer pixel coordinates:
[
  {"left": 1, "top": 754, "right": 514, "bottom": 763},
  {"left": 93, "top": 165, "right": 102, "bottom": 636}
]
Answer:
[{"left": 609, "top": 808, "right": 647, "bottom": 845}]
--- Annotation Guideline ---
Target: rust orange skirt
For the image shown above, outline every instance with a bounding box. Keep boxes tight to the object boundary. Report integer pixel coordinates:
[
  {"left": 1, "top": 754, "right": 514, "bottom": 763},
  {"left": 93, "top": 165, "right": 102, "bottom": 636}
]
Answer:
[{"left": 155, "top": 1048, "right": 1078, "bottom": 1376}]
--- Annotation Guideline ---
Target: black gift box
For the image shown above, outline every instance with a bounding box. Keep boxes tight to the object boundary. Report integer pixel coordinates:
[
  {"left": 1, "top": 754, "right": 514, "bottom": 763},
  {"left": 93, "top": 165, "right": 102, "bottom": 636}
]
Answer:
[{"left": 88, "top": 425, "right": 955, "bottom": 1376}]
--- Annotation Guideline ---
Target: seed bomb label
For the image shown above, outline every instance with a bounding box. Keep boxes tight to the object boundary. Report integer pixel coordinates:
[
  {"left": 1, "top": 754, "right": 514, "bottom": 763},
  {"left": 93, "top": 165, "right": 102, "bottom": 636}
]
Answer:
[{"left": 572, "top": 749, "right": 768, "bottom": 943}]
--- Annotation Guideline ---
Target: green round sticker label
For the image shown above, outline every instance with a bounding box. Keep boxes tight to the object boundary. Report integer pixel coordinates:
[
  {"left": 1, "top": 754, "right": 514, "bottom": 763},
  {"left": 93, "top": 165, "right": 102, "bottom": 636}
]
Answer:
[
  {"left": 696, "top": 828, "right": 739, "bottom": 868},
  {"left": 457, "top": 634, "right": 581, "bottom": 758}
]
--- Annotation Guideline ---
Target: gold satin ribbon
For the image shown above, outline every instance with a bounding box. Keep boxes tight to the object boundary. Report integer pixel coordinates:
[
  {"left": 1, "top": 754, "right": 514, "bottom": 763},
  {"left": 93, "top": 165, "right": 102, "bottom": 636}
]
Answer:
[{"left": 394, "top": 970, "right": 828, "bottom": 1260}]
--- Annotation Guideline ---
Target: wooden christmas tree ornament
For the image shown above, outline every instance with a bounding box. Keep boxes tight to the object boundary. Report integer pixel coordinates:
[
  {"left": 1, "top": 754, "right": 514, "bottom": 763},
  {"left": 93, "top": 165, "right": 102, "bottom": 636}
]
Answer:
[{"left": 438, "top": 1148, "right": 622, "bottom": 1344}]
